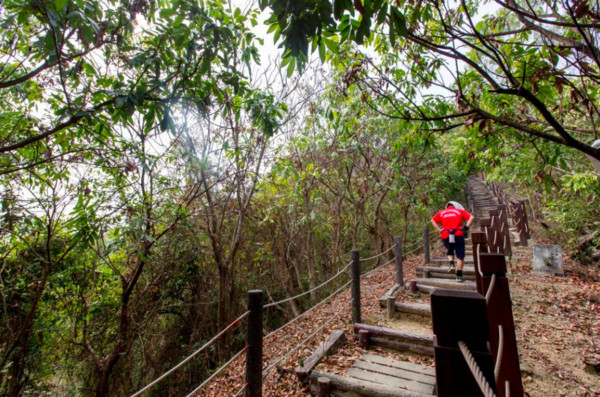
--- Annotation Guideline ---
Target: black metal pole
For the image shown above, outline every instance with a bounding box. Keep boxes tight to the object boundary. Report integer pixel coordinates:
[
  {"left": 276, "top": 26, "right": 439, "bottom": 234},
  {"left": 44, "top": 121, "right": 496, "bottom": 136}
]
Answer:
[
  {"left": 351, "top": 250, "right": 361, "bottom": 324},
  {"left": 246, "top": 290, "right": 263, "bottom": 397},
  {"left": 394, "top": 236, "right": 403, "bottom": 286}
]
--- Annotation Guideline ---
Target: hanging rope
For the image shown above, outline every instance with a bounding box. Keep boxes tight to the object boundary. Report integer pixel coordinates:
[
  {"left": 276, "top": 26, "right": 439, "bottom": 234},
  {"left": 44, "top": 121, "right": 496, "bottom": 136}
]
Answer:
[
  {"left": 359, "top": 244, "right": 396, "bottom": 262},
  {"left": 185, "top": 345, "right": 249, "bottom": 397},
  {"left": 458, "top": 341, "right": 497, "bottom": 397},
  {"left": 485, "top": 274, "right": 497, "bottom": 304},
  {"left": 264, "top": 280, "right": 351, "bottom": 339},
  {"left": 495, "top": 325, "right": 505, "bottom": 383},
  {"left": 361, "top": 256, "right": 395, "bottom": 278},
  {"left": 231, "top": 382, "right": 248, "bottom": 397},
  {"left": 131, "top": 310, "right": 249, "bottom": 397},
  {"left": 476, "top": 243, "right": 483, "bottom": 277},
  {"left": 262, "top": 302, "right": 347, "bottom": 376},
  {"left": 263, "top": 262, "right": 351, "bottom": 309}
]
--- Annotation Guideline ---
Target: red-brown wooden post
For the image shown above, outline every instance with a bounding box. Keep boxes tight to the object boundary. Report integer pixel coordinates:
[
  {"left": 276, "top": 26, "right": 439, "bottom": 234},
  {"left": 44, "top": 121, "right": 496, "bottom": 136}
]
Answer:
[
  {"left": 479, "top": 253, "right": 524, "bottom": 397},
  {"left": 516, "top": 202, "right": 528, "bottom": 247},
  {"left": 489, "top": 210, "right": 500, "bottom": 253},
  {"left": 497, "top": 204, "right": 512, "bottom": 256},
  {"left": 470, "top": 232, "right": 489, "bottom": 295},
  {"left": 431, "top": 289, "right": 496, "bottom": 397},
  {"left": 479, "top": 218, "right": 493, "bottom": 254}
]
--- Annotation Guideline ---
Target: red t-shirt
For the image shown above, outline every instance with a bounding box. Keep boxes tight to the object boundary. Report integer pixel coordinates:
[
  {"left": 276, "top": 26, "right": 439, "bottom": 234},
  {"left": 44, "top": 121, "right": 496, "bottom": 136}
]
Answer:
[{"left": 432, "top": 207, "right": 473, "bottom": 238}]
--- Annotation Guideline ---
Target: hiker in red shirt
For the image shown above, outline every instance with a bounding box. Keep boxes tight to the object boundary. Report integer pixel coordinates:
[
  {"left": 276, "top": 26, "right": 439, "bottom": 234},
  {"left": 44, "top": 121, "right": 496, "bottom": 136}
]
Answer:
[{"left": 430, "top": 202, "right": 475, "bottom": 282}]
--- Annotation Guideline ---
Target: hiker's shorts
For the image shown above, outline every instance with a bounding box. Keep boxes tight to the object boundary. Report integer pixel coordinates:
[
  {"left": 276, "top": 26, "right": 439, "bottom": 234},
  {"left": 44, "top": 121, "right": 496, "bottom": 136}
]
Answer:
[{"left": 442, "top": 236, "right": 465, "bottom": 260}]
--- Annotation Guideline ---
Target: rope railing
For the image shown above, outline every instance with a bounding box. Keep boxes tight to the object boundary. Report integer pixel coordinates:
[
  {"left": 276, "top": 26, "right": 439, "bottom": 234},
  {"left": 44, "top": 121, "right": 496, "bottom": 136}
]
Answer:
[
  {"left": 185, "top": 345, "right": 249, "bottom": 397},
  {"left": 130, "top": 310, "right": 250, "bottom": 397},
  {"left": 495, "top": 325, "right": 505, "bottom": 383},
  {"left": 403, "top": 242, "right": 425, "bottom": 258},
  {"left": 359, "top": 243, "right": 396, "bottom": 262},
  {"left": 263, "top": 262, "right": 351, "bottom": 309},
  {"left": 361, "top": 256, "right": 395, "bottom": 278},
  {"left": 458, "top": 341, "right": 498, "bottom": 397},
  {"left": 261, "top": 302, "right": 347, "bottom": 377},
  {"left": 485, "top": 273, "right": 497, "bottom": 303},
  {"left": 180, "top": 233, "right": 433, "bottom": 396},
  {"left": 264, "top": 279, "right": 351, "bottom": 339},
  {"left": 467, "top": 224, "right": 523, "bottom": 397},
  {"left": 232, "top": 381, "right": 248, "bottom": 397}
]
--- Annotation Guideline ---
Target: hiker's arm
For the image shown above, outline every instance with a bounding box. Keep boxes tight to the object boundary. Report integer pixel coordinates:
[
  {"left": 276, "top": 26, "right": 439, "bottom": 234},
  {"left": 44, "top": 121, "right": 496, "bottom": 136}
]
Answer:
[
  {"left": 466, "top": 215, "right": 475, "bottom": 228},
  {"left": 431, "top": 218, "right": 442, "bottom": 232}
]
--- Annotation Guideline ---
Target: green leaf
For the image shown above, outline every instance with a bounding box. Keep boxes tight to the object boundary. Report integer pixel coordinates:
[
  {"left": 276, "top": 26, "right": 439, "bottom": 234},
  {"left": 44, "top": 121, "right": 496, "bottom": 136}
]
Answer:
[
  {"left": 55, "top": 0, "right": 68, "bottom": 11},
  {"left": 390, "top": 7, "right": 407, "bottom": 37},
  {"left": 318, "top": 39, "right": 326, "bottom": 62},
  {"left": 286, "top": 56, "right": 296, "bottom": 77}
]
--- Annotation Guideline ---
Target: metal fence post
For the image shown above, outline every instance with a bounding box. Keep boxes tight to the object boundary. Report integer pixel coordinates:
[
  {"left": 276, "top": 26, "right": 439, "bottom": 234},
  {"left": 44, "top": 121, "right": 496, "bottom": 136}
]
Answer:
[
  {"left": 423, "top": 227, "right": 430, "bottom": 265},
  {"left": 431, "top": 289, "right": 496, "bottom": 397},
  {"left": 479, "top": 254, "right": 524, "bottom": 397},
  {"left": 351, "top": 250, "right": 361, "bottom": 324},
  {"left": 394, "top": 236, "right": 403, "bottom": 286},
  {"left": 246, "top": 290, "right": 263, "bottom": 397}
]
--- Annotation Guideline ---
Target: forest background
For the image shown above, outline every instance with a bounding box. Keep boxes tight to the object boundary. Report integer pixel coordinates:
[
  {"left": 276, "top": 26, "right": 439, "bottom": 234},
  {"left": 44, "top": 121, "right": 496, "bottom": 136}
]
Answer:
[{"left": 0, "top": 0, "right": 599, "bottom": 395}]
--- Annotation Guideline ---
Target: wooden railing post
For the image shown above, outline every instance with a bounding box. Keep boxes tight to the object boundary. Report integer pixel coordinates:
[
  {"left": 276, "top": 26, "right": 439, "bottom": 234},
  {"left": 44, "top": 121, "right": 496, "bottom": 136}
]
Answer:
[
  {"left": 489, "top": 210, "right": 500, "bottom": 253},
  {"left": 351, "top": 250, "right": 361, "bottom": 324},
  {"left": 393, "top": 236, "right": 403, "bottom": 286},
  {"left": 470, "top": 232, "right": 489, "bottom": 295},
  {"left": 423, "top": 226, "right": 430, "bottom": 265},
  {"left": 246, "top": 290, "right": 263, "bottom": 397},
  {"left": 497, "top": 204, "right": 512, "bottom": 256},
  {"left": 479, "top": 218, "right": 492, "bottom": 253},
  {"left": 431, "top": 289, "right": 496, "bottom": 397},
  {"left": 519, "top": 200, "right": 531, "bottom": 238},
  {"left": 479, "top": 253, "right": 524, "bottom": 397},
  {"left": 516, "top": 202, "right": 528, "bottom": 246}
]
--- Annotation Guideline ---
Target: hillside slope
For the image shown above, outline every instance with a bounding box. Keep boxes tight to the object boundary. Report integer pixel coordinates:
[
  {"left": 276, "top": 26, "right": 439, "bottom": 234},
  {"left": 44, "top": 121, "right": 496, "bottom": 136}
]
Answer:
[{"left": 198, "top": 239, "right": 599, "bottom": 396}]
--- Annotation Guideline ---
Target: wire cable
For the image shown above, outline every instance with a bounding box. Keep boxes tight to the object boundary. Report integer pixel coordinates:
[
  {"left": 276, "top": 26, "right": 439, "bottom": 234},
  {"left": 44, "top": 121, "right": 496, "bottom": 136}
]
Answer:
[
  {"left": 185, "top": 345, "right": 249, "bottom": 397},
  {"left": 131, "top": 311, "right": 249, "bottom": 397},
  {"left": 263, "top": 263, "right": 351, "bottom": 309}
]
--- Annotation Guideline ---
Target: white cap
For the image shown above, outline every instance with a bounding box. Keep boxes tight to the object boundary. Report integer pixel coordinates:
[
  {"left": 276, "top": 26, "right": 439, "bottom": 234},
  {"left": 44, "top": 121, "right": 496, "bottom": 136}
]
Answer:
[{"left": 446, "top": 201, "right": 464, "bottom": 210}]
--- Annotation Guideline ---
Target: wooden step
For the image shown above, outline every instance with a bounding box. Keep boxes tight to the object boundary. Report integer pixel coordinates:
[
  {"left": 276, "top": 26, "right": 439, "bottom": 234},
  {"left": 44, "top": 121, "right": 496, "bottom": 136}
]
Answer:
[
  {"left": 296, "top": 330, "right": 346, "bottom": 382},
  {"left": 417, "top": 265, "right": 475, "bottom": 275},
  {"left": 419, "top": 270, "right": 476, "bottom": 281},
  {"left": 347, "top": 354, "right": 436, "bottom": 395},
  {"left": 377, "top": 299, "right": 432, "bottom": 317},
  {"left": 310, "top": 367, "right": 436, "bottom": 397},
  {"left": 412, "top": 278, "right": 477, "bottom": 291}
]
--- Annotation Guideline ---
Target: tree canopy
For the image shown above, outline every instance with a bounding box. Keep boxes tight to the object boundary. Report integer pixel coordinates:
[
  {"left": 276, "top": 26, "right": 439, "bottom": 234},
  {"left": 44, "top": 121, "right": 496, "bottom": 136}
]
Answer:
[
  {"left": 260, "top": 0, "right": 600, "bottom": 161},
  {"left": 1, "top": 0, "right": 599, "bottom": 395}
]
